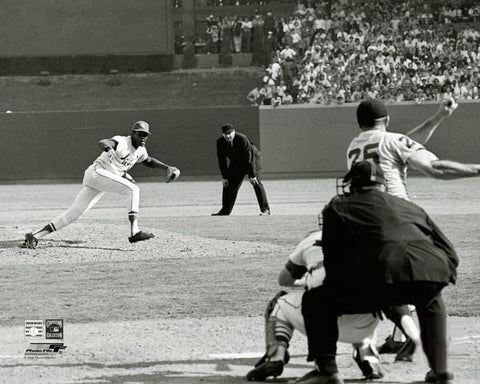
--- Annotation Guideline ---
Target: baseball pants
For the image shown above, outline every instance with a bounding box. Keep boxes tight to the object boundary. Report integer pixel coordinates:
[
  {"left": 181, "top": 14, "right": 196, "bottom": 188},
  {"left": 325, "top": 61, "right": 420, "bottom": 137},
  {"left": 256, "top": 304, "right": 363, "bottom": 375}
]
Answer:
[
  {"left": 51, "top": 164, "right": 140, "bottom": 230},
  {"left": 273, "top": 291, "right": 379, "bottom": 345},
  {"left": 302, "top": 282, "right": 448, "bottom": 375}
]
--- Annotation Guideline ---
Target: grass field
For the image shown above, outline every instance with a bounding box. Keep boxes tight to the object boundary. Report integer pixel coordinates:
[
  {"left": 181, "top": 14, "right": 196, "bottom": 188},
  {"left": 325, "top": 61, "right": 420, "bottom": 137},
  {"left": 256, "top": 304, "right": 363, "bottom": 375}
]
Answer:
[
  {"left": 0, "top": 68, "right": 263, "bottom": 112},
  {"left": 1, "top": 177, "right": 479, "bottom": 383}
]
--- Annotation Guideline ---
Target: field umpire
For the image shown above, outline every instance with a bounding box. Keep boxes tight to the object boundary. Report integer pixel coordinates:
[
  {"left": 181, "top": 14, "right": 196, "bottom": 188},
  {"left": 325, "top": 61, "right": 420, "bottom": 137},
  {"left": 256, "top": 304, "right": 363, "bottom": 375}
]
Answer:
[
  {"left": 297, "top": 161, "right": 457, "bottom": 384},
  {"left": 212, "top": 124, "right": 270, "bottom": 216}
]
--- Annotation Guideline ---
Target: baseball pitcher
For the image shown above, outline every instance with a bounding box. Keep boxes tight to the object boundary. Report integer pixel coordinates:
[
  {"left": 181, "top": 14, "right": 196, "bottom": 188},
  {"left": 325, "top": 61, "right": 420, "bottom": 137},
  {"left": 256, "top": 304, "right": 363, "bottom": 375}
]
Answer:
[{"left": 22, "top": 120, "right": 180, "bottom": 248}]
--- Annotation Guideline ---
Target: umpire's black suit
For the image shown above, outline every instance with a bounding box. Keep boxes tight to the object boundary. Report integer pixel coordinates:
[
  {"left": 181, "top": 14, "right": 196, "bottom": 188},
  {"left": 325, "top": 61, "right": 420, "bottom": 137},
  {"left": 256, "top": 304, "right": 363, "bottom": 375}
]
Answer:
[{"left": 215, "top": 132, "right": 270, "bottom": 215}]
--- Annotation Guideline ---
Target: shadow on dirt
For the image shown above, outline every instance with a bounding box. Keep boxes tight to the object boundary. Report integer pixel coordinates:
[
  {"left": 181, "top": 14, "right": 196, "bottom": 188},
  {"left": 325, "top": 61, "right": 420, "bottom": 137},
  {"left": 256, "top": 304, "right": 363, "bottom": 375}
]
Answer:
[{"left": 6, "top": 239, "right": 132, "bottom": 252}]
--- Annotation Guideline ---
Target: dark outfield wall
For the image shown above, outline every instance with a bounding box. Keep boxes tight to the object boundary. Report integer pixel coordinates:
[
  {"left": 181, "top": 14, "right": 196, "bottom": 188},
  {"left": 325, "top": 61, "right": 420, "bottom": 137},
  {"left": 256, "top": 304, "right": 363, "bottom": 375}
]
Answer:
[
  {"left": 2, "top": 102, "right": 479, "bottom": 182},
  {"left": 0, "top": 0, "right": 173, "bottom": 56},
  {"left": 259, "top": 101, "right": 480, "bottom": 177},
  {"left": 1, "top": 107, "right": 258, "bottom": 182}
]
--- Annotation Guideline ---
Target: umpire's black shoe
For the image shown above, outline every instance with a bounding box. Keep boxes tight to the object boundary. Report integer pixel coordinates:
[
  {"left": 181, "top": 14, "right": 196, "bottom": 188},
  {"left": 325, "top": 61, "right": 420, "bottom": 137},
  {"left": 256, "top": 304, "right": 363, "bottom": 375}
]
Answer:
[
  {"left": 425, "top": 369, "right": 454, "bottom": 383},
  {"left": 211, "top": 211, "right": 228, "bottom": 216},
  {"left": 394, "top": 337, "right": 416, "bottom": 362},
  {"left": 292, "top": 370, "right": 344, "bottom": 384},
  {"left": 129, "top": 231, "right": 155, "bottom": 243},
  {"left": 259, "top": 209, "right": 271, "bottom": 216}
]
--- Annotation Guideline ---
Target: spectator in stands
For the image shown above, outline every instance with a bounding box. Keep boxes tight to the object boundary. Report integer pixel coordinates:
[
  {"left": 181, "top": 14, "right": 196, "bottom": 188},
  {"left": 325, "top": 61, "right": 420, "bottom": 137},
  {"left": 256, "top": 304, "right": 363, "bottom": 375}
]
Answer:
[
  {"left": 206, "top": 15, "right": 221, "bottom": 54},
  {"left": 219, "top": 16, "right": 235, "bottom": 53},
  {"left": 279, "top": 43, "right": 297, "bottom": 62},
  {"left": 242, "top": 17, "right": 252, "bottom": 53},
  {"left": 268, "top": 57, "right": 282, "bottom": 83},
  {"left": 247, "top": 83, "right": 263, "bottom": 106},
  {"left": 245, "top": 0, "right": 480, "bottom": 105},
  {"left": 264, "top": 12, "right": 276, "bottom": 37},
  {"left": 232, "top": 17, "right": 243, "bottom": 53},
  {"left": 259, "top": 83, "right": 274, "bottom": 105},
  {"left": 282, "top": 90, "right": 294, "bottom": 104},
  {"left": 276, "top": 17, "right": 286, "bottom": 47},
  {"left": 251, "top": 14, "right": 265, "bottom": 65},
  {"left": 276, "top": 79, "right": 287, "bottom": 98},
  {"left": 263, "top": 67, "right": 277, "bottom": 94},
  {"left": 272, "top": 92, "right": 282, "bottom": 107},
  {"left": 264, "top": 30, "right": 279, "bottom": 66}
]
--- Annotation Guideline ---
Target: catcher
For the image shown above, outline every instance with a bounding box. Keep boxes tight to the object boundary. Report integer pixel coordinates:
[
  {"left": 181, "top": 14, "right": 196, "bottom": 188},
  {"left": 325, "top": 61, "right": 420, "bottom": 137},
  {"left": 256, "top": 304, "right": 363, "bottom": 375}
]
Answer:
[
  {"left": 247, "top": 228, "right": 384, "bottom": 382},
  {"left": 22, "top": 120, "right": 180, "bottom": 248}
]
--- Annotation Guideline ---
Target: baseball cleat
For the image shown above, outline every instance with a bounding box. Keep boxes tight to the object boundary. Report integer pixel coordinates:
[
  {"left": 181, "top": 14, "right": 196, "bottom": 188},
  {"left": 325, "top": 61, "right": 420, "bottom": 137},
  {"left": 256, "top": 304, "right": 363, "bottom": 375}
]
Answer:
[
  {"left": 21, "top": 232, "right": 38, "bottom": 249},
  {"left": 128, "top": 231, "right": 155, "bottom": 243},
  {"left": 353, "top": 345, "right": 384, "bottom": 379},
  {"left": 259, "top": 209, "right": 271, "bottom": 216},
  {"left": 246, "top": 360, "right": 284, "bottom": 381}
]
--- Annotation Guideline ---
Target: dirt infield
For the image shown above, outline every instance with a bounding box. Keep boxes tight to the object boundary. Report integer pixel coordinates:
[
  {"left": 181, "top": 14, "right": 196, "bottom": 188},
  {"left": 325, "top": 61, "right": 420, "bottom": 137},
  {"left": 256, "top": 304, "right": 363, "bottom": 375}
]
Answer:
[{"left": 1, "top": 178, "right": 480, "bottom": 383}]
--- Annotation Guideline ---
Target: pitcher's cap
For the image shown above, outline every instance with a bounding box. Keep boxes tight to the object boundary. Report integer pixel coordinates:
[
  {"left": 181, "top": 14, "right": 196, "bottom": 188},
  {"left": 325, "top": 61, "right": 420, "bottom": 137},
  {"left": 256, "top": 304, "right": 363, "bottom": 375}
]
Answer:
[
  {"left": 356, "top": 99, "right": 388, "bottom": 126},
  {"left": 132, "top": 121, "right": 151, "bottom": 135}
]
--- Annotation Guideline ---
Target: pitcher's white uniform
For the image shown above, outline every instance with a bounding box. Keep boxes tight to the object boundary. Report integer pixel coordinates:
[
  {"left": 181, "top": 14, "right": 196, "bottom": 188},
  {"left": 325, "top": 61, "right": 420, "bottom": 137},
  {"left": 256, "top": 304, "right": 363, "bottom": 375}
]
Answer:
[
  {"left": 274, "top": 231, "right": 379, "bottom": 345},
  {"left": 51, "top": 135, "right": 147, "bottom": 231},
  {"left": 346, "top": 130, "right": 436, "bottom": 200}
]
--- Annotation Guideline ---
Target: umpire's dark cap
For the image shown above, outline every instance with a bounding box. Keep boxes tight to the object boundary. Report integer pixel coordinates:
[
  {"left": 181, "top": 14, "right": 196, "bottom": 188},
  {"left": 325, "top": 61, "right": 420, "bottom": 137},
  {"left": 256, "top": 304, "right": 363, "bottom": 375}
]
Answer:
[
  {"left": 221, "top": 124, "right": 234, "bottom": 134},
  {"left": 356, "top": 99, "right": 388, "bottom": 127},
  {"left": 132, "top": 120, "right": 151, "bottom": 135},
  {"left": 343, "top": 161, "right": 382, "bottom": 188}
]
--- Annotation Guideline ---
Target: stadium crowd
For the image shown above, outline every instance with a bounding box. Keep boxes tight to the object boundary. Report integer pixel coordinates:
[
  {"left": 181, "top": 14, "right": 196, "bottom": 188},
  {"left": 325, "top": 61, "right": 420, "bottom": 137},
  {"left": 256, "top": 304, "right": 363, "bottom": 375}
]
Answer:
[{"left": 195, "top": 0, "right": 480, "bottom": 105}]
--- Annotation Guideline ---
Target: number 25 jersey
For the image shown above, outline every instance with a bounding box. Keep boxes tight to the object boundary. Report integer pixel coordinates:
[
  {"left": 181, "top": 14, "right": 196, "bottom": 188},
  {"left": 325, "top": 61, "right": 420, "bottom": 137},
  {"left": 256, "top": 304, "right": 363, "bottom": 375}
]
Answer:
[{"left": 346, "top": 130, "right": 428, "bottom": 200}]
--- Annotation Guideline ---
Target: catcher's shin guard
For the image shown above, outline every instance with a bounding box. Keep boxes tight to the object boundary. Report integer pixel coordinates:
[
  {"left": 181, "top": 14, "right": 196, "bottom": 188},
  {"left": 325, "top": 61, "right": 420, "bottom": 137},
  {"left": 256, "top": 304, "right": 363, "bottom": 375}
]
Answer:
[
  {"left": 352, "top": 343, "right": 385, "bottom": 380},
  {"left": 264, "top": 293, "right": 294, "bottom": 359},
  {"left": 264, "top": 290, "right": 290, "bottom": 357},
  {"left": 247, "top": 292, "right": 293, "bottom": 381}
]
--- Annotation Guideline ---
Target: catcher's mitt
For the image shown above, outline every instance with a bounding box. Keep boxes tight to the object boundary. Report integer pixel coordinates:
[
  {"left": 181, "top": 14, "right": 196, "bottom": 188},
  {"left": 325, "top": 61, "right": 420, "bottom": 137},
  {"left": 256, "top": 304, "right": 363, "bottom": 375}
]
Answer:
[{"left": 166, "top": 166, "right": 181, "bottom": 183}]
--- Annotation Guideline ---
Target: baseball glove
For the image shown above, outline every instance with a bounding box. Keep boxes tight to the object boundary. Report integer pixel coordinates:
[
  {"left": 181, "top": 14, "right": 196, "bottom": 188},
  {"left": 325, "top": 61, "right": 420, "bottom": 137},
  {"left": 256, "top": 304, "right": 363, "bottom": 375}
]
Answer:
[{"left": 166, "top": 166, "right": 181, "bottom": 183}]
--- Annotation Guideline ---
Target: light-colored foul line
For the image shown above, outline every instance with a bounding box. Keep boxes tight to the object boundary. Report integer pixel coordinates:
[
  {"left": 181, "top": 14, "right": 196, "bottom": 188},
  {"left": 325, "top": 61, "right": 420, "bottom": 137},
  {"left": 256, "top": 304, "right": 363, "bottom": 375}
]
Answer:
[
  {"left": 450, "top": 335, "right": 480, "bottom": 345},
  {"left": 209, "top": 352, "right": 263, "bottom": 359}
]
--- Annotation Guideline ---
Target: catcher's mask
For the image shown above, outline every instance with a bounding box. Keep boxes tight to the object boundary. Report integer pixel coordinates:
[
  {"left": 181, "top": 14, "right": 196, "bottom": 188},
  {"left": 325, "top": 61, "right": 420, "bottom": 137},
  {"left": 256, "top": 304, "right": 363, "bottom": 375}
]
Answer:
[{"left": 337, "top": 160, "right": 384, "bottom": 196}]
